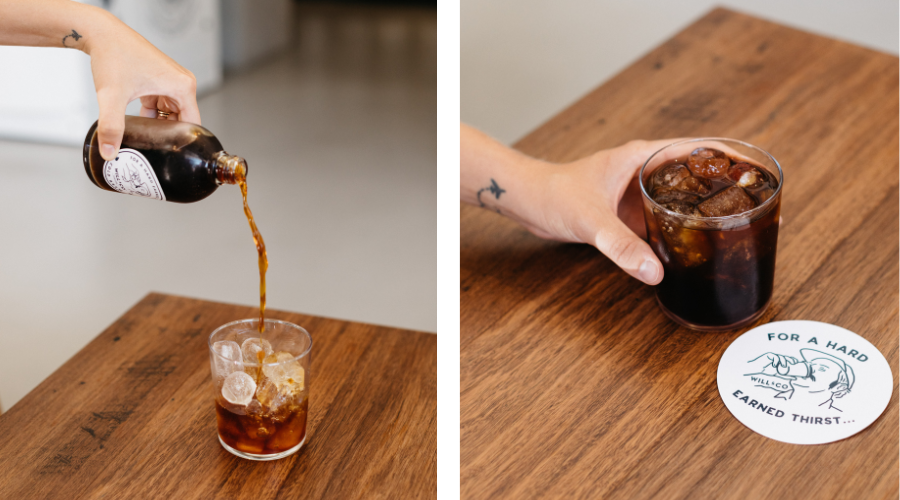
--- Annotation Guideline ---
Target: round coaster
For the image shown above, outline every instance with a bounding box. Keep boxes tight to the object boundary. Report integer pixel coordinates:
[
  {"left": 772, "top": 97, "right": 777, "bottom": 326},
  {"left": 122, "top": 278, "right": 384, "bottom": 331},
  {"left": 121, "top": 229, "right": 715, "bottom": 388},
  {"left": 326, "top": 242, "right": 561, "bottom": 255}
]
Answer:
[{"left": 717, "top": 320, "right": 893, "bottom": 445}]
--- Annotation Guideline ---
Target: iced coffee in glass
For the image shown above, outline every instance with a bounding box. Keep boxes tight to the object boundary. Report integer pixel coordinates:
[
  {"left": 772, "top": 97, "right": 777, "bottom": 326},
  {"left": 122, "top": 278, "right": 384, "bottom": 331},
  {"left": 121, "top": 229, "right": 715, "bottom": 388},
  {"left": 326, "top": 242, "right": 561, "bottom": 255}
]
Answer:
[
  {"left": 640, "top": 138, "right": 783, "bottom": 331},
  {"left": 209, "top": 319, "right": 311, "bottom": 460}
]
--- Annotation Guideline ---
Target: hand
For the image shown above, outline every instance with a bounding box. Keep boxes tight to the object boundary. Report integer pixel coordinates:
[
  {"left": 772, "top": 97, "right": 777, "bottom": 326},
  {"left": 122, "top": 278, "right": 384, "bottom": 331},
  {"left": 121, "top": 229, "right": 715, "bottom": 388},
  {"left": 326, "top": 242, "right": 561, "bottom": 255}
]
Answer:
[
  {"left": 83, "top": 13, "right": 200, "bottom": 160},
  {"left": 518, "top": 140, "right": 686, "bottom": 285},
  {"left": 460, "top": 125, "right": 686, "bottom": 285}
]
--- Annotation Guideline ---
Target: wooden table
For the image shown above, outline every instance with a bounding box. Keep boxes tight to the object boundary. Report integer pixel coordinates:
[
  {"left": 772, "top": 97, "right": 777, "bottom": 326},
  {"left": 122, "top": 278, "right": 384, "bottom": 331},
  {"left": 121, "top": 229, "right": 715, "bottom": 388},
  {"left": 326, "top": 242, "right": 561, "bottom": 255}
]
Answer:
[
  {"left": 461, "top": 8, "right": 898, "bottom": 499},
  {"left": 0, "top": 293, "right": 436, "bottom": 499}
]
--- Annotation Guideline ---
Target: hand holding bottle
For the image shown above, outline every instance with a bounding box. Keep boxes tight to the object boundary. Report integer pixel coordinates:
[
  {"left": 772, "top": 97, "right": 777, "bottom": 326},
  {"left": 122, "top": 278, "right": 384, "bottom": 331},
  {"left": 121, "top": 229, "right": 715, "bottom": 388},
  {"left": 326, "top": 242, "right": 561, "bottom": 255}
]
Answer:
[
  {"left": 0, "top": 0, "right": 201, "bottom": 160},
  {"left": 81, "top": 11, "right": 201, "bottom": 161}
]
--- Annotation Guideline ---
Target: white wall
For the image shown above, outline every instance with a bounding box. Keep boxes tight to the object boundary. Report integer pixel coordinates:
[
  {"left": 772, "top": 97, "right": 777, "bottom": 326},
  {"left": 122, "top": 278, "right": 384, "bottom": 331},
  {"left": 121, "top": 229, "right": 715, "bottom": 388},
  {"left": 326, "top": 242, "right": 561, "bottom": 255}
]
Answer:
[{"left": 461, "top": 0, "right": 899, "bottom": 144}]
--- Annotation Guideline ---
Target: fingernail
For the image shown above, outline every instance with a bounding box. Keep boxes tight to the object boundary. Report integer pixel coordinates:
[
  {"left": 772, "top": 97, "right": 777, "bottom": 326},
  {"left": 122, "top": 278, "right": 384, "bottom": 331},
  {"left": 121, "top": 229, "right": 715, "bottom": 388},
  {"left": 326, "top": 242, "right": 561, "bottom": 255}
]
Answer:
[
  {"left": 101, "top": 144, "right": 115, "bottom": 159},
  {"left": 638, "top": 260, "right": 659, "bottom": 284}
]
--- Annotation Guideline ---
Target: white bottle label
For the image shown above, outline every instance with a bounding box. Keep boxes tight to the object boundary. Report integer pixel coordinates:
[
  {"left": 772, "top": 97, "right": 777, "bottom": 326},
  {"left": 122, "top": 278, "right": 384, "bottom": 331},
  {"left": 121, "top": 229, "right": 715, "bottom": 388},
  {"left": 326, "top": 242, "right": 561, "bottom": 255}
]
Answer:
[{"left": 103, "top": 148, "right": 166, "bottom": 201}]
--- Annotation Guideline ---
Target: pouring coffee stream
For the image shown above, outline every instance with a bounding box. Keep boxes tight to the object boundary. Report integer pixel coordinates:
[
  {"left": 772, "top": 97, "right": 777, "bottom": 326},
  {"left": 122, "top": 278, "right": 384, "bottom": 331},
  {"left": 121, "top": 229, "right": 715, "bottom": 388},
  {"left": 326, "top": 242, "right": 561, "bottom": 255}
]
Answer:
[
  {"left": 85, "top": 116, "right": 305, "bottom": 458},
  {"left": 83, "top": 115, "right": 270, "bottom": 341},
  {"left": 235, "top": 166, "right": 270, "bottom": 382}
]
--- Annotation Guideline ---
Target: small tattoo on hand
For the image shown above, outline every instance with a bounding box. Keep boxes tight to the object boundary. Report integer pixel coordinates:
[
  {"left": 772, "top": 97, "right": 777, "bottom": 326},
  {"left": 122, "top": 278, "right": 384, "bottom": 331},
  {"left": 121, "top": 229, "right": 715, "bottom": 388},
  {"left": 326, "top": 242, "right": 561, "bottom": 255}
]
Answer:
[
  {"left": 62, "top": 30, "right": 83, "bottom": 48},
  {"left": 476, "top": 178, "right": 506, "bottom": 214}
]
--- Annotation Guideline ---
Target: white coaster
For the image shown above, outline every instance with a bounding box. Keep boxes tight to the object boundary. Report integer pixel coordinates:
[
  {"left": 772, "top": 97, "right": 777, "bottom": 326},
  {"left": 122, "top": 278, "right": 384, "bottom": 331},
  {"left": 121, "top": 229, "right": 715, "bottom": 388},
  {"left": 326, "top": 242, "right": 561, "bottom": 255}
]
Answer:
[{"left": 717, "top": 320, "right": 893, "bottom": 445}]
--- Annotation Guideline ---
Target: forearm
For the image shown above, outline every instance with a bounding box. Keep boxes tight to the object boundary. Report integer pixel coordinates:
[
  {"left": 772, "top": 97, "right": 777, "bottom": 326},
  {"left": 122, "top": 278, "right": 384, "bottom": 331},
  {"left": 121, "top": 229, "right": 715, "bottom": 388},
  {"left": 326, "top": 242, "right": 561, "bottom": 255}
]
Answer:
[
  {"left": 0, "top": 0, "right": 119, "bottom": 54},
  {"left": 460, "top": 124, "right": 551, "bottom": 223}
]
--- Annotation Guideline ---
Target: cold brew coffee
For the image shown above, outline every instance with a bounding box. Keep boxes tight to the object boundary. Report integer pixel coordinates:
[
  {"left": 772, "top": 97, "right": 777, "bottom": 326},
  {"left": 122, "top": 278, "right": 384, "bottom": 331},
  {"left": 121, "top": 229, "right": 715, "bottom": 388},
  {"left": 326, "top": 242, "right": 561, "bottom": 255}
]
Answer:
[
  {"left": 640, "top": 139, "right": 782, "bottom": 330},
  {"left": 210, "top": 320, "right": 312, "bottom": 460}
]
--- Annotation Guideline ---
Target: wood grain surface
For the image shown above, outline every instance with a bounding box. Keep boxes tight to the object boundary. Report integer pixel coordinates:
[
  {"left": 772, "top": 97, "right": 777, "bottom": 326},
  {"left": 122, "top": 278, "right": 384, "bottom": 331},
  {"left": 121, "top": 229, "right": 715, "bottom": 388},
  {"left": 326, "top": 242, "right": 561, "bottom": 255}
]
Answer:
[
  {"left": 461, "top": 8, "right": 898, "bottom": 499},
  {"left": 0, "top": 293, "right": 436, "bottom": 499}
]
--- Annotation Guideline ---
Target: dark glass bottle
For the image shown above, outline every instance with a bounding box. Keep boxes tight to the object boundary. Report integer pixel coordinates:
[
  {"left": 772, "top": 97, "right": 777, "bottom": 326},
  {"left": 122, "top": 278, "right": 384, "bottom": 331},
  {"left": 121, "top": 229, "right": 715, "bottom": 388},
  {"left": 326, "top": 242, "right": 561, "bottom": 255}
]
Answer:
[{"left": 82, "top": 115, "right": 247, "bottom": 203}]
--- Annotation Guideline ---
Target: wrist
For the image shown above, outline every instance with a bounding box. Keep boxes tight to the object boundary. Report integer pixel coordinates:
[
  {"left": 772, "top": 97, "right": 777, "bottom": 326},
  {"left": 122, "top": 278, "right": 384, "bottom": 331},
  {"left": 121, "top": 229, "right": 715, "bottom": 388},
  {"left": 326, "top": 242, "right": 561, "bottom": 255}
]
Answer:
[
  {"left": 505, "top": 154, "right": 555, "bottom": 225},
  {"left": 460, "top": 124, "right": 556, "bottom": 227},
  {"left": 76, "top": 5, "right": 121, "bottom": 56}
]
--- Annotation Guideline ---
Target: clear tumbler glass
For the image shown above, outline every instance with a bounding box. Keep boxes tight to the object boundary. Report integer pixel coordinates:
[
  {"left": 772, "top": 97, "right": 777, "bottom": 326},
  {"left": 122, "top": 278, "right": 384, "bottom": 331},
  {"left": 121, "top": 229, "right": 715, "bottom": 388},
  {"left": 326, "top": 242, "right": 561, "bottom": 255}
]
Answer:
[
  {"left": 640, "top": 138, "right": 783, "bottom": 331},
  {"left": 208, "top": 319, "right": 312, "bottom": 460}
]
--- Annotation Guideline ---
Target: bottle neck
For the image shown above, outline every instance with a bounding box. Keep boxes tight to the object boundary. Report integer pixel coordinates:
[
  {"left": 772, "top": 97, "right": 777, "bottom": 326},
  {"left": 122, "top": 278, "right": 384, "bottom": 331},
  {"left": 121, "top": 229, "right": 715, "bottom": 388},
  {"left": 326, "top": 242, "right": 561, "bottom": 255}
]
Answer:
[{"left": 213, "top": 152, "right": 248, "bottom": 185}]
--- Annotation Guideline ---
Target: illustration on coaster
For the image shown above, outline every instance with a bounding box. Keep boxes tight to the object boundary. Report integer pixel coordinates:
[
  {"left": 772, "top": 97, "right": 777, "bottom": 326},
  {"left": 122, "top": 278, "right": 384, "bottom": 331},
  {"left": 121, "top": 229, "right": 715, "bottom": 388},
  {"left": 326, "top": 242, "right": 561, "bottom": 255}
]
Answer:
[
  {"left": 718, "top": 320, "right": 891, "bottom": 445},
  {"left": 744, "top": 349, "right": 854, "bottom": 412}
]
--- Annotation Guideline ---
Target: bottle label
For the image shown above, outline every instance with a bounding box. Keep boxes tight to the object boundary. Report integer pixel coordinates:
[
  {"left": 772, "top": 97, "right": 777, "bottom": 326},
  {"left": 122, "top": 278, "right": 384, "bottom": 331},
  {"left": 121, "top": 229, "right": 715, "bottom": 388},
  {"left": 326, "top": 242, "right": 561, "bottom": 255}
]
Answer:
[{"left": 103, "top": 148, "right": 166, "bottom": 201}]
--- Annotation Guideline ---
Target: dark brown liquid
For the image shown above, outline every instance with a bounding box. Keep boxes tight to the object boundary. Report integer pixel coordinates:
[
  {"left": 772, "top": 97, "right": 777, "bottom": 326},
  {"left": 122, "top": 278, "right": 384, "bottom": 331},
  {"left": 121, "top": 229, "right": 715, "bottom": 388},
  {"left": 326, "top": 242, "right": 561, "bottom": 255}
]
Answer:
[
  {"left": 643, "top": 154, "right": 781, "bottom": 328},
  {"left": 216, "top": 174, "right": 298, "bottom": 455},
  {"left": 83, "top": 116, "right": 226, "bottom": 203},
  {"left": 216, "top": 398, "right": 308, "bottom": 455},
  {"left": 237, "top": 178, "right": 268, "bottom": 335}
]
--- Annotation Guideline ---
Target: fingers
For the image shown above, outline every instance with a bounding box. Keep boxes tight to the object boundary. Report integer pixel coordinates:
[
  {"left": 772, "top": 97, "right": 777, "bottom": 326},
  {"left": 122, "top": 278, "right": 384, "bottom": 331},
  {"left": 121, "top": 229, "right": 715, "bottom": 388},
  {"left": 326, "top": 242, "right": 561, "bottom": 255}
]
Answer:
[
  {"left": 140, "top": 95, "right": 159, "bottom": 110},
  {"left": 602, "top": 139, "right": 690, "bottom": 194},
  {"left": 137, "top": 72, "right": 200, "bottom": 125},
  {"left": 624, "top": 138, "right": 691, "bottom": 168},
  {"left": 96, "top": 89, "right": 129, "bottom": 161},
  {"left": 177, "top": 91, "right": 201, "bottom": 126},
  {"left": 161, "top": 74, "right": 201, "bottom": 125},
  {"left": 140, "top": 95, "right": 160, "bottom": 118},
  {"left": 591, "top": 215, "right": 663, "bottom": 285},
  {"left": 616, "top": 174, "right": 647, "bottom": 239},
  {"left": 139, "top": 106, "right": 158, "bottom": 119}
]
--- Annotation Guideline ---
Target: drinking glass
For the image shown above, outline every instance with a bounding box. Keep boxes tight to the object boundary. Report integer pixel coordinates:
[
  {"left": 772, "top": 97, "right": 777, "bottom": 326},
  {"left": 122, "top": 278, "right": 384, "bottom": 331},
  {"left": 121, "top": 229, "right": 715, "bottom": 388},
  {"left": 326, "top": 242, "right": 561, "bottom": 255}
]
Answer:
[
  {"left": 208, "top": 319, "right": 312, "bottom": 460},
  {"left": 640, "top": 138, "right": 783, "bottom": 331}
]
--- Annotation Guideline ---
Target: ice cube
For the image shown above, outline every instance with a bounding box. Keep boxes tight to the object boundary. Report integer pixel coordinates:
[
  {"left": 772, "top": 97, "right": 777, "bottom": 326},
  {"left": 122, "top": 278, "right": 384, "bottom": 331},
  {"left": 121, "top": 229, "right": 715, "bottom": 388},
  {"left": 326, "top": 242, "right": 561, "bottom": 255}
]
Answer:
[
  {"left": 661, "top": 202, "right": 700, "bottom": 216},
  {"left": 245, "top": 419, "right": 275, "bottom": 440},
  {"left": 751, "top": 187, "right": 775, "bottom": 203},
  {"left": 245, "top": 399, "right": 264, "bottom": 417},
  {"left": 212, "top": 340, "right": 242, "bottom": 380},
  {"left": 262, "top": 352, "right": 305, "bottom": 392},
  {"left": 724, "top": 238, "right": 755, "bottom": 266},
  {"left": 656, "top": 211, "right": 711, "bottom": 267},
  {"left": 241, "top": 338, "right": 274, "bottom": 379},
  {"left": 241, "top": 338, "right": 274, "bottom": 365},
  {"left": 687, "top": 148, "right": 730, "bottom": 179},
  {"left": 651, "top": 163, "right": 691, "bottom": 188},
  {"left": 697, "top": 186, "right": 756, "bottom": 217},
  {"left": 256, "top": 377, "right": 295, "bottom": 416},
  {"left": 652, "top": 187, "right": 701, "bottom": 206},
  {"left": 222, "top": 371, "right": 257, "bottom": 406},
  {"left": 727, "top": 163, "right": 764, "bottom": 189},
  {"left": 676, "top": 176, "right": 711, "bottom": 196},
  {"left": 286, "top": 365, "right": 305, "bottom": 392},
  {"left": 256, "top": 377, "right": 280, "bottom": 408}
]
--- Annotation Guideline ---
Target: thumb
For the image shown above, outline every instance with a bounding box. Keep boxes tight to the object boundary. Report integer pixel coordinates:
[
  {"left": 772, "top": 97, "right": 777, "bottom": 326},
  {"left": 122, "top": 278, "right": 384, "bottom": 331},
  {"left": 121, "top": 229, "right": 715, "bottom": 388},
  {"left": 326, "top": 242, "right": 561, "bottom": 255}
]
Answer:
[
  {"left": 591, "top": 215, "right": 663, "bottom": 285},
  {"left": 96, "top": 90, "right": 128, "bottom": 161}
]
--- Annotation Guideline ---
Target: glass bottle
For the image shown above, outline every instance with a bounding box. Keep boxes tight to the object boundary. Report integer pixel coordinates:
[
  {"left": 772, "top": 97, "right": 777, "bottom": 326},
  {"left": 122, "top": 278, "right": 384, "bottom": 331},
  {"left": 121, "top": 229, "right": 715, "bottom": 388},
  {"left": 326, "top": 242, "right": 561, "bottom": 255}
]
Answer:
[{"left": 82, "top": 115, "right": 247, "bottom": 203}]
